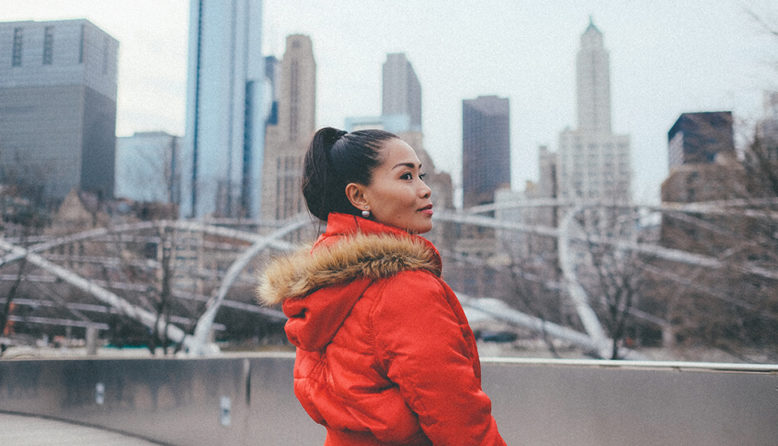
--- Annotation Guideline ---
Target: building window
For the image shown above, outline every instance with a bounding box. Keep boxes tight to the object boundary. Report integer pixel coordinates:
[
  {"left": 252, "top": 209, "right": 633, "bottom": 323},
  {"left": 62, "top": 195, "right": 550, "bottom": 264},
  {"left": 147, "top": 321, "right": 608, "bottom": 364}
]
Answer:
[
  {"left": 12, "top": 27, "right": 23, "bottom": 66},
  {"left": 43, "top": 26, "right": 54, "bottom": 65}
]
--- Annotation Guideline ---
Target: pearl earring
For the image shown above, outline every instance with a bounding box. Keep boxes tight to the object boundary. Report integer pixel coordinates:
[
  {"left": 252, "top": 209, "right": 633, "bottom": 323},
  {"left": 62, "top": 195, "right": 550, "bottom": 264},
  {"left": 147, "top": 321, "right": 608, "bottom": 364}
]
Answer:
[{"left": 361, "top": 209, "right": 370, "bottom": 218}]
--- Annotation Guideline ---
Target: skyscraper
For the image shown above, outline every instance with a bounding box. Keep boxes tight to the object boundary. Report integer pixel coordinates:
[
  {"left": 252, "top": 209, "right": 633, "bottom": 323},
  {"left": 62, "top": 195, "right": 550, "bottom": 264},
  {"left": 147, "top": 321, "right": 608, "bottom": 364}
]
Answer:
[
  {"left": 557, "top": 18, "right": 631, "bottom": 203},
  {"left": 261, "top": 35, "right": 316, "bottom": 221},
  {"left": 382, "top": 53, "right": 422, "bottom": 132},
  {"left": 576, "top": 19, "right": 611, "bottom": 133},
  {"left": 182, "top": 0, "right": 265, "bottom": 218},
  {"left": 0, "top": 19, "right": 118, "bottom": 202},
  {"left": 462, "top": 95, "right": 511, "bottom": 209}
]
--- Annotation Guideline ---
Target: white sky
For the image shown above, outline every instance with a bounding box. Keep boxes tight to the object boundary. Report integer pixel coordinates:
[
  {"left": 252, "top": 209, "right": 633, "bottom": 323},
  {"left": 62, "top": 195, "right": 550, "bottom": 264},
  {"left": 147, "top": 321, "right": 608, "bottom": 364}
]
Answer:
[{"left": 3, "top": 0, "right": 776, "bottom": 204}]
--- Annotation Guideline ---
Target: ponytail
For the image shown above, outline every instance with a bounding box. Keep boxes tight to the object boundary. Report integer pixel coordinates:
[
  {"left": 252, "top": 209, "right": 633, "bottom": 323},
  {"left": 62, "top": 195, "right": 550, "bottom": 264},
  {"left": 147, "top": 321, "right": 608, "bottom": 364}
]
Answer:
[{"left": 302, "top": 126, "right": 396, "bottom": 221}]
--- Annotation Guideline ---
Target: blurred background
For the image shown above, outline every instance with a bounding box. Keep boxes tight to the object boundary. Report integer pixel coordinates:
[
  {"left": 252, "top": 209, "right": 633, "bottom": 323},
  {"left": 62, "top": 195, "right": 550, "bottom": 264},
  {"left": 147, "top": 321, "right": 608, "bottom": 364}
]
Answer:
[{"left": 0, "top": 0, "right": 776, "bottom": 363}]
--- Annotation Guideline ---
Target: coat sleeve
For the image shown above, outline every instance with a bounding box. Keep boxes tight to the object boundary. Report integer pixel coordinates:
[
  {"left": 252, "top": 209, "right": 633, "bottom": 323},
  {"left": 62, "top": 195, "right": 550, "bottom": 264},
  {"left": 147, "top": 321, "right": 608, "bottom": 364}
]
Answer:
[{"left": 371, "top": 271, "right": 506, "bottom": 446}]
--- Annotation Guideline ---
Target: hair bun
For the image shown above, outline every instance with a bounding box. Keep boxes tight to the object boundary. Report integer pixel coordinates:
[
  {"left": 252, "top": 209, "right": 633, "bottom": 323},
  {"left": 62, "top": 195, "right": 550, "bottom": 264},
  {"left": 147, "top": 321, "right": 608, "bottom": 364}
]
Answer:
[{"left": 322, "top": 127, "right": 347, "bottom": 147}]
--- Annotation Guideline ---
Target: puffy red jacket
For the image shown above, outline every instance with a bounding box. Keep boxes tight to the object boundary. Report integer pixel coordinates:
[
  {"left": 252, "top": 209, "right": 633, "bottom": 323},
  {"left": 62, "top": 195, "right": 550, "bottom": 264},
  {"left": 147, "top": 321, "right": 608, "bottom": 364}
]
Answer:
[{"left": 259, "top": 213, "right": 506, "bottom": 445}]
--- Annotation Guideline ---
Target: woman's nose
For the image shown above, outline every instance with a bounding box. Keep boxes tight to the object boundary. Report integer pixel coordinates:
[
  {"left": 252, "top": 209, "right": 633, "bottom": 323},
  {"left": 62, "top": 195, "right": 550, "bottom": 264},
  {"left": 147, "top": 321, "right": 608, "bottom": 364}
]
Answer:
[{"left": 419, "top": 182, "right": 431, "bottom": 198}]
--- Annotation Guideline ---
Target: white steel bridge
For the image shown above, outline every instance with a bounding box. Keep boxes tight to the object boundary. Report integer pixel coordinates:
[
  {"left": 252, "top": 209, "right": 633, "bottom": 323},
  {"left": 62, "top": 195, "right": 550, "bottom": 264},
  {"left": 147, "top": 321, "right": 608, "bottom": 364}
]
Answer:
[{"left": 1, "top": 198, "right": 776, "bottom": 359}]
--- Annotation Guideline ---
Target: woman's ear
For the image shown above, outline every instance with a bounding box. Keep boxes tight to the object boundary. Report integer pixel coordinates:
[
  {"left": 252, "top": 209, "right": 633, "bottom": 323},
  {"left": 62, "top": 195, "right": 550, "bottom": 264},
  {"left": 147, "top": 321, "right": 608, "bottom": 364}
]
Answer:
[{"left": 345, "top": 183, "right": 369, "bottom": 211}]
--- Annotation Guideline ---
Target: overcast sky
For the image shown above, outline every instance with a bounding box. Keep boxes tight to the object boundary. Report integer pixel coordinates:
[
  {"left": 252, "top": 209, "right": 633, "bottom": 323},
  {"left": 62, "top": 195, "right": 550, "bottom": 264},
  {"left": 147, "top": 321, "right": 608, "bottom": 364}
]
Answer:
[{"left": 3, "top": 0, "right": 776, "bottom": 204}]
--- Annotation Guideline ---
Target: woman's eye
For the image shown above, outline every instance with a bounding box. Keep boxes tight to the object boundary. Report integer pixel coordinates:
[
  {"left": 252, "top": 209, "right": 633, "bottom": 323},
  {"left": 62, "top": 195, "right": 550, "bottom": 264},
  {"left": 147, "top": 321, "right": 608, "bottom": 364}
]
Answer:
[
  {"left": 400, "top": 173, "right": 413, "bottom": 180},
  {"left": 419, "top": 173, "right": 427, "bottom": 180}
]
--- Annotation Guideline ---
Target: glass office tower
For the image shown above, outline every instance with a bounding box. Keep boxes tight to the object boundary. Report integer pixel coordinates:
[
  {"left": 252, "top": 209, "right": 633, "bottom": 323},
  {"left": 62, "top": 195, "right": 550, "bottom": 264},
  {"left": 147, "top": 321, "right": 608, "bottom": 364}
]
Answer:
[{"left": 182, "top": 0, "right": 265, "bottom": 218}]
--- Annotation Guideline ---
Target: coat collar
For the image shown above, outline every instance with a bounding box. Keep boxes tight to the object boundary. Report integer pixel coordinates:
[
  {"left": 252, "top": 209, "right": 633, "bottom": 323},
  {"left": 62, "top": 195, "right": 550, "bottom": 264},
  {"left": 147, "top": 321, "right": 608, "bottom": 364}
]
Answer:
[
  {"left": 257, "top": 213, "right": 441, "bottom": 306},
  {"left": 257, "top": 213, "right": 443, "bottom": 351}
]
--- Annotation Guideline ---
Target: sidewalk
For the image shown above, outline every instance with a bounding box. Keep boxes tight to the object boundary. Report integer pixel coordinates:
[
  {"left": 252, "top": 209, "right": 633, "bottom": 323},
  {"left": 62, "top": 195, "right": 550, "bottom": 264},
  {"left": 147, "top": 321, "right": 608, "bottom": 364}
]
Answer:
[{"left": 0, "top": 413, "right": 161, "bottom": 445}]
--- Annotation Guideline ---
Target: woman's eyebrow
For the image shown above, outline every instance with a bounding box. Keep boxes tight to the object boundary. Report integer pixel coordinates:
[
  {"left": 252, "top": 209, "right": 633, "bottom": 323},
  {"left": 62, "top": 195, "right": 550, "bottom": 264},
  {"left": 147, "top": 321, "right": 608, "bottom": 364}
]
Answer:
[{"left": 392, "top": 162, "right": 422, "bottom": 170}]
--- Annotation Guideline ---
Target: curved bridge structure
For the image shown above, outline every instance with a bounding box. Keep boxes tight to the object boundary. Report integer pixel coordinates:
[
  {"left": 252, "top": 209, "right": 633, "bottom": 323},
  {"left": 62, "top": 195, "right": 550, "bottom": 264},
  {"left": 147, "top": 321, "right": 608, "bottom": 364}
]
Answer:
[{"left": 1, "top": 199, "right": 776, "bottom": 359}]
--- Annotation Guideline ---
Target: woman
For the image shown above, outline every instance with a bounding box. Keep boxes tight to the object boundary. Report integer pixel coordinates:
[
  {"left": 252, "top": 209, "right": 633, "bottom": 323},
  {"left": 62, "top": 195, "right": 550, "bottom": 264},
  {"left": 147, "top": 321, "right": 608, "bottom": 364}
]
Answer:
[{"left": 259, "top": 127, "right": 506, "bottom": 445}]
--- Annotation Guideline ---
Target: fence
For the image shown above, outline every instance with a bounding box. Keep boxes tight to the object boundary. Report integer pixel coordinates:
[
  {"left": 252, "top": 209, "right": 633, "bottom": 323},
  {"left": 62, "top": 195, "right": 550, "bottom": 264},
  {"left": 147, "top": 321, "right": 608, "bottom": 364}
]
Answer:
[{"left": 0, "top": 354, "right": 775, "bottom": 445}]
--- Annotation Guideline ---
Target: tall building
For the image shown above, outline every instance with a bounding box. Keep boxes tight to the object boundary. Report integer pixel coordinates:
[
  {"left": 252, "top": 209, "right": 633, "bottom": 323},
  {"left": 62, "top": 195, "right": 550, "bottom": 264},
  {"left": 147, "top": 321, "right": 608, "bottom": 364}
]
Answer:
[
  {"left": 182, "top": 0, "right": 265, "bottom": 218},
  {"left": 667, "top": 112, "right": 735, "bottom": 171},
  {"left": 576, "top": 19, "right": 611, "bottom": 133},
  {"left": 462, "top": 95, "right": 511, "bottom": 208},
  {"left": 660, "top": 102, "right": 775, "bottom": 265},
  {"left": 115, "top": 131, "right": 181, "bottom": 204},
  {"left": 382, "top": 53, "right": 421, "bottom": 132},
  {"left": 0, "top": 19, "right": 118, "bottom": 203},
  {"left": 261, "top": 34, "right": 316, "bottom": 221},
  {"left": 557, "top": 18, "right": 631, "bottom": 203}
]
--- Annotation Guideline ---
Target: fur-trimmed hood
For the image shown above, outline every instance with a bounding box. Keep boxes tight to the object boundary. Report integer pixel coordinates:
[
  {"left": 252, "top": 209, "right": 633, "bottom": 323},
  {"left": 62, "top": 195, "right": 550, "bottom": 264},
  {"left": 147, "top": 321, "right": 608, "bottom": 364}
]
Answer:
[{"left": 258, "top": 231, "right": 442, "bottom": 306}]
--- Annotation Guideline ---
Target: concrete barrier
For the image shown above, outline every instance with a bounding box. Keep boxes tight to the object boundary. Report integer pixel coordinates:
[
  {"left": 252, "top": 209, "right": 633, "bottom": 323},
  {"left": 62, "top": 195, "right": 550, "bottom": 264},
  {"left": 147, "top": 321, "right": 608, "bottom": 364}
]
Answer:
[{"left": 0, "top": 354, "right": 775, "bottom": 445}]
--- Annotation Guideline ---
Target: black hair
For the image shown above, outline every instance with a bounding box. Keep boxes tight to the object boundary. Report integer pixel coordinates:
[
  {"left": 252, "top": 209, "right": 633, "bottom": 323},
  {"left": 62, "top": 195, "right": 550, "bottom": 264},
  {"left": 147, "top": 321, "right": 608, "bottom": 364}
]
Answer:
[{"left": 302, "top": 126, "right": 397, "bottom": 221}]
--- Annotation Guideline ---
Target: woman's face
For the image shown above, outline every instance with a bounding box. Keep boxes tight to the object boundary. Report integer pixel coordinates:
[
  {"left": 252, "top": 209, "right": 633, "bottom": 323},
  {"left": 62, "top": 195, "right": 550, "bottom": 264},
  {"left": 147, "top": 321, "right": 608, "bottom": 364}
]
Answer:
[{"left": 356, "top": 138, "right": 433, "bottom": 234}]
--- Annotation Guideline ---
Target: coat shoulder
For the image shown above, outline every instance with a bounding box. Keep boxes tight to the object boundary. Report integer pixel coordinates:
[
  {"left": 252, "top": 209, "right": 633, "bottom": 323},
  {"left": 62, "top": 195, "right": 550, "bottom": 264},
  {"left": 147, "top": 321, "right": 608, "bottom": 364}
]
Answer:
[{"left": 257, "top": 233, "right": 441, "bottom": 306}]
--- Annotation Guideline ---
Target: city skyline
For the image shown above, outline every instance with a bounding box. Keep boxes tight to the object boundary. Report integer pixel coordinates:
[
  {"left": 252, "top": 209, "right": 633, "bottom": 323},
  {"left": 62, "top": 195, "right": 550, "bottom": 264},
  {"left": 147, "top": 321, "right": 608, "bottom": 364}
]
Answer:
[{"left": 2, "top": 0, "right": 775, "bottom": 205}]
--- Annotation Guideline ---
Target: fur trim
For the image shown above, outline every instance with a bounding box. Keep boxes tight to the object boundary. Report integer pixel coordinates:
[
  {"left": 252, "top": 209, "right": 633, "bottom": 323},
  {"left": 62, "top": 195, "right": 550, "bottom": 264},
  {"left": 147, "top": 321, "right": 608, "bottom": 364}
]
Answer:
[{"left": 258, "top": 233, "right": 441, "bottom": 305}]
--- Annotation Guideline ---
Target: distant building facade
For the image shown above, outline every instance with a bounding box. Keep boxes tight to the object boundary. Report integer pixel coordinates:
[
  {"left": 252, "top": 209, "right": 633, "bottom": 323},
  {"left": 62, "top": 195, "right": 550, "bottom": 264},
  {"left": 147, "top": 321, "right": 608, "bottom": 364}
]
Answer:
[
  {"left": 344, "top": 114, "right": 413, "bottom": 134},
  {"left": 261, "top": 34, "right": 316, "bottom": 221},
  {"left": 182, "top": 0, "right": 265, "bottom": 218},
  {"left": 462, "top": 95, "right": 511, "bottom": 209},
  {"left": 536, "top": 145, "right": 559, "bottom": 204},
  {"left": 668, "top": 111, "right": 735, "bottom": 170},
  {"left": 526, "top": 145, "right": 560, "bottom": 251},
  {"left": 382, "top": 53, "right": 421, "bottom": 132},
  {"left": 115, "top": 131, "right": 181, "bottom": 204},
  {"left": 661, "top": 111, "right": 745, "bottom": 254},
  {"left": 0, "top": 19, "right": 118, "bottom": 203},
  {"left": 557, "top": 19, "right": 631, "bottom": 203}
]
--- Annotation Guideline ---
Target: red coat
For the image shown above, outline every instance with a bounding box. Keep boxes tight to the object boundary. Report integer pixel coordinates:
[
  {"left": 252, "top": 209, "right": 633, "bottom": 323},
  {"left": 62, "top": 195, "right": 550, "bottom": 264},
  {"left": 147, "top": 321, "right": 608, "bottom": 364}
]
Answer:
[{"left": 259, "top": 213, "right": 506, "bottom": 445}]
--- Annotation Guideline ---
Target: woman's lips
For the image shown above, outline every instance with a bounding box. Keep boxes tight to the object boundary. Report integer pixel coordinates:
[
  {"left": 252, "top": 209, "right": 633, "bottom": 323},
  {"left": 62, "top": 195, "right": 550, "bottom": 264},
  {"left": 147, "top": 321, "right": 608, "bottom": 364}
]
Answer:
[{"left": 418, "top": 204, "right": 434, "bottom": 215}]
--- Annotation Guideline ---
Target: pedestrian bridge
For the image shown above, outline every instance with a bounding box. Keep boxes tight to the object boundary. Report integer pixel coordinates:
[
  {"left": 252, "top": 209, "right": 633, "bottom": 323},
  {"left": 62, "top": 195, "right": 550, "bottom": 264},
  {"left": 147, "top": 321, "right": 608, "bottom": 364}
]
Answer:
[{"left": 1, "top": 354, "right": 775, "bottom": 445}]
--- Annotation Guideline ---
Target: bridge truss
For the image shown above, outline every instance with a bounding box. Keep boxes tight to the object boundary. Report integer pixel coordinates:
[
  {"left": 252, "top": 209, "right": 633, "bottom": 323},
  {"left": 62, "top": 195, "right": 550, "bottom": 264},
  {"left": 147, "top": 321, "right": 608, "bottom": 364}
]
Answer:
[{"left": 1, "top": 198, "right": 776, "bottom": 358}]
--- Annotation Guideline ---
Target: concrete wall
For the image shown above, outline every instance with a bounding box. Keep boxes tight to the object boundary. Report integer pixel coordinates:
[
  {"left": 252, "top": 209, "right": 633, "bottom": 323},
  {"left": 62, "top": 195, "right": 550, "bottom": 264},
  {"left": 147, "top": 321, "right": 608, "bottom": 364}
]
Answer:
[{"left": 0, "top": 354, "right": 775, "bottom": 445}]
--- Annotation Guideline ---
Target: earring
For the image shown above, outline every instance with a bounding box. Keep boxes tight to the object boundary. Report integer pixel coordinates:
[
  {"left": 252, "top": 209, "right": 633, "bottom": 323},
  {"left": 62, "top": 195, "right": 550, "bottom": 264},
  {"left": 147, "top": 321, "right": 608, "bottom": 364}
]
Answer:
[{"left": 361, "top": 209, "right": 371, "bottom": 218}]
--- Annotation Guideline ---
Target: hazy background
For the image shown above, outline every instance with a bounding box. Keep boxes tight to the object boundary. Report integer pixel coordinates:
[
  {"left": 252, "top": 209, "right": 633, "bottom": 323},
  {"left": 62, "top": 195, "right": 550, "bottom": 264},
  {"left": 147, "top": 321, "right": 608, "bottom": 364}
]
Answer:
[{"left": 3, "top": 0, "right": 776, "bottom": 204}]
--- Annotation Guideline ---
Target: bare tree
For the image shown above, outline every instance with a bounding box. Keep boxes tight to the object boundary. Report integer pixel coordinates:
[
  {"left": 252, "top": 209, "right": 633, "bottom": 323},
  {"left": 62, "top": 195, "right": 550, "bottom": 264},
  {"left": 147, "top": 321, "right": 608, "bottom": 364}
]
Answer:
[
  {"left": 503, "top": 249, "right": 566, "bottom": 357},
  {"left": 572, "top": 206, "right": 650, "bottom": 359}
]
